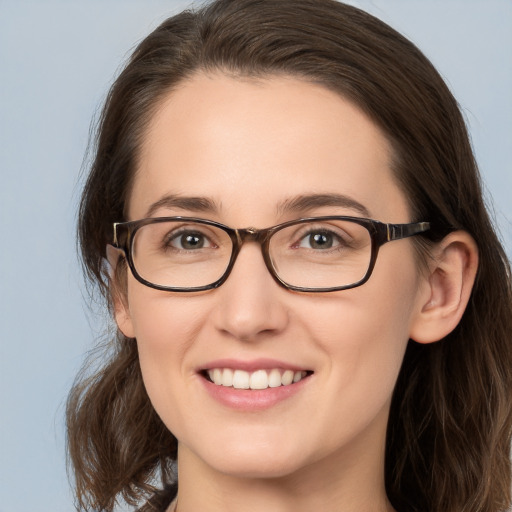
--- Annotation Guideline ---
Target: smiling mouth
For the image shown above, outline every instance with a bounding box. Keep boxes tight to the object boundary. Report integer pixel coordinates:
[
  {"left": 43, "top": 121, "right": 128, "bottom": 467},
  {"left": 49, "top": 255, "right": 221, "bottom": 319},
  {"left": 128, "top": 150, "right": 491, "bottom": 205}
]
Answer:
[{"left": 202, "top": 368, "right": 313, "bottom": 390}]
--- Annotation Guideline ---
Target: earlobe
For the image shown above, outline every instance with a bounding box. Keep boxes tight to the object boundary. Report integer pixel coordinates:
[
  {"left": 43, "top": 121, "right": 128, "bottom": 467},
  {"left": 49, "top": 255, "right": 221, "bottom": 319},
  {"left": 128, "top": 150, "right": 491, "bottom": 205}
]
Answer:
[
  {"left": 106, "top": 244, "right": 136, "bottom": 339},
  {"left": 410, "top": 231, "right": 478, "bottom": 344},
  {"left": 114, "top": 302, "right": 136, "bottom": 339}
]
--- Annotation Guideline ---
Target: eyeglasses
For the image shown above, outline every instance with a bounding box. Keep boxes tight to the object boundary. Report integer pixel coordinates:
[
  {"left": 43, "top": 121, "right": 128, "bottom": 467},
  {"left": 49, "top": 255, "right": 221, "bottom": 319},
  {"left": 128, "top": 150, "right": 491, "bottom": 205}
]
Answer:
[{"left": 111, "top": 216, "right": 430, "bottom": 293}]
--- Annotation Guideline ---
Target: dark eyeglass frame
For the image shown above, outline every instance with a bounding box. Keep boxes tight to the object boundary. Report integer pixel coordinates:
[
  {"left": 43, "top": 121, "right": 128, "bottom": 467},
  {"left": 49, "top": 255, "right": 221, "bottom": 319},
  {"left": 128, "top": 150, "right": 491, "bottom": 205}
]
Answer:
[{"left": 111, "top": 216, "right": 430, "bottom": 293}]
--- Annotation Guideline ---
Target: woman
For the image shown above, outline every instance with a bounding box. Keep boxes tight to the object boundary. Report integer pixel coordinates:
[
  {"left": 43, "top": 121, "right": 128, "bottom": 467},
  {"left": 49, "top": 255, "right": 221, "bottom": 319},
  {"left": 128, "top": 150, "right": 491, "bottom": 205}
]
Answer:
[{"left": 67, "top": 1, "right": 512, "bottom": 511}]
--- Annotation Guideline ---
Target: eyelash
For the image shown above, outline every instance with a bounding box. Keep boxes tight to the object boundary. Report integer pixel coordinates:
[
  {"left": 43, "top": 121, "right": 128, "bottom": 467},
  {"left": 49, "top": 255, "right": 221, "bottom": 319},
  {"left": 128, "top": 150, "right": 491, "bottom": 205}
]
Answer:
[
  {"left": 290, "top": 226, "right": 352, "bottom": 250},
  {"left": 162, "top": 227, "right": 217, "bottom": 251}
]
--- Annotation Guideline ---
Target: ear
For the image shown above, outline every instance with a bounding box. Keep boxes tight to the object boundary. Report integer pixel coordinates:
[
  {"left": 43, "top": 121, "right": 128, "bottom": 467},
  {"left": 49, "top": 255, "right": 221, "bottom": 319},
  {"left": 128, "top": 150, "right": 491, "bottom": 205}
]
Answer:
[
  {"left": 106, "top": 244, "right": 136, "bottom": 339},
  {"left": 409, "top": 231, "right": 478, "bottom": 344}
]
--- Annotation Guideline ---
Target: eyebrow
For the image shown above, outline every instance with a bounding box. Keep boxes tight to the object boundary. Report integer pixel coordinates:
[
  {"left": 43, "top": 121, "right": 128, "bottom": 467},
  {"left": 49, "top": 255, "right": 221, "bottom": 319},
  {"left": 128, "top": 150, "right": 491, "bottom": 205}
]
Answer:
[
  {"left": 277, "top": 193, "right": 371, "bottom": 217},
  {"left": 144, "top": 194, "right": 220, "bottom": 218},
  {"left": 144, "top": 192, "right": 370, "bottom": 219}
]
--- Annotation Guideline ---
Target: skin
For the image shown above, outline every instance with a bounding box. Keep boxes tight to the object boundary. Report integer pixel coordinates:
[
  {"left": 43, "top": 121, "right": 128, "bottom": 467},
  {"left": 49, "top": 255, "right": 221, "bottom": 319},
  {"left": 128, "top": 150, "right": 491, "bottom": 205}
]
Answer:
[{"left": 114, "top": 73, "right": 477, "bottom": 512}]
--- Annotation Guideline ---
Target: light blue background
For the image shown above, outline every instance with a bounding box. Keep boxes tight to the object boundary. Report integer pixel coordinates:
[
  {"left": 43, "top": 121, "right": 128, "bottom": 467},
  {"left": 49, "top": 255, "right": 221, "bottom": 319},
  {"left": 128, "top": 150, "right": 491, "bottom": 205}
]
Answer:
[{"left": 0, "top": 1, "right": 510, "bottom": 511}]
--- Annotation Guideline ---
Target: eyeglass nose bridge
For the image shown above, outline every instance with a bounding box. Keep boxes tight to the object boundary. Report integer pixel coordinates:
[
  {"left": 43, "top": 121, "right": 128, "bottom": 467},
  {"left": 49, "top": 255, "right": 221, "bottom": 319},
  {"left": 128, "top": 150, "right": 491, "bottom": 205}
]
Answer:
[
  {"left": 234, "top": 226, "right": 273, "bottom": 245},
  {"left": 223, "top": 226, "right": 279, "bottom": 286}
]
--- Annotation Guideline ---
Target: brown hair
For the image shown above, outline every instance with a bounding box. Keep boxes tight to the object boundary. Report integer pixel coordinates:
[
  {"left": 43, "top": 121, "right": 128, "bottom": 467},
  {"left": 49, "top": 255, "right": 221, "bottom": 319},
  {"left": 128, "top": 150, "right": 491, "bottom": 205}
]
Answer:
[{"left": 67, "top": 1, "right": 512, "bottom": 511}]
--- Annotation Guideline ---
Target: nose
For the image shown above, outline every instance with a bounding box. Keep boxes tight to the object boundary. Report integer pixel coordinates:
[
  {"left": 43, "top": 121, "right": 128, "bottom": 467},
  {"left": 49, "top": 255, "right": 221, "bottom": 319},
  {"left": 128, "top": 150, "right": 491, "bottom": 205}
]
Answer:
[{"left": 211, "top": 242, "right": 289, "bottom": 342}]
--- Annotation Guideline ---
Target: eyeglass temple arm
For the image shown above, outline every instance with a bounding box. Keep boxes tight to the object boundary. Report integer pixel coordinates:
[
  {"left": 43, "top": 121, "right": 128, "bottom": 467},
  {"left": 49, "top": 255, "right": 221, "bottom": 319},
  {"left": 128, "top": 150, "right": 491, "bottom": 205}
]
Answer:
[
  {"left": 387, "top": 221, "right": 430, "bottom": 241},
  {"left": 113, "top": 222, "right": 122, "bottom": 247}
]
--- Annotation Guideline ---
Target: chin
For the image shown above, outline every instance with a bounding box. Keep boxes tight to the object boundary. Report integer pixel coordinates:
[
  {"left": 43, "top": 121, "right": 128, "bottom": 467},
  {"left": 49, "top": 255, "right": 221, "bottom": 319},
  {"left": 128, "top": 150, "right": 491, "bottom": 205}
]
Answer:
[
  {"left": 210, "top": 452, "right": 306, "bottom": 480},
  {"left": 180, "top": 433, "right": 312, "bottom": 480}
]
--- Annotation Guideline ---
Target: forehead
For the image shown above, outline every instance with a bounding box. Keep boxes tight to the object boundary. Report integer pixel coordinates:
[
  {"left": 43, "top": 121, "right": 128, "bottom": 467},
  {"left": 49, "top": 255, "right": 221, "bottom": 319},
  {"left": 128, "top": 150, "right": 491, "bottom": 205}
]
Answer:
[{"left": 130, "top": 72, "right": 410, "bottom": 224}]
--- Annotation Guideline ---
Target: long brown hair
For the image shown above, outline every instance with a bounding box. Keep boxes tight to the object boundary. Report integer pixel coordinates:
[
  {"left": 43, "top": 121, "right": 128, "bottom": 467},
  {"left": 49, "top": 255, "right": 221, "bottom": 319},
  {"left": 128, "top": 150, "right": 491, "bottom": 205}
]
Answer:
[{"left": 67, "top": 1, "right": 512, "bottom": 510}]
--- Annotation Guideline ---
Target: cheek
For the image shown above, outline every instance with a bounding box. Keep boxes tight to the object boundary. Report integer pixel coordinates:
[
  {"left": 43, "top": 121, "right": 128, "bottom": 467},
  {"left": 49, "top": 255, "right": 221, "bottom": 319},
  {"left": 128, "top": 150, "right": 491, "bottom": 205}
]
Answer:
[
  {"left": 127, "top": 276, "right": 207, "bottom": 348},
  {"left": 125, "top": 281, "right": 210, "bottom": 403},
  {"left": 347, "top": 260, "right": 418, "bottom": 371},
  {"left": 306, "top": 292, "right": 411, "bottom": 401},
  {"left": 300, "top": 254, "right": 420, "bottom": 425}
]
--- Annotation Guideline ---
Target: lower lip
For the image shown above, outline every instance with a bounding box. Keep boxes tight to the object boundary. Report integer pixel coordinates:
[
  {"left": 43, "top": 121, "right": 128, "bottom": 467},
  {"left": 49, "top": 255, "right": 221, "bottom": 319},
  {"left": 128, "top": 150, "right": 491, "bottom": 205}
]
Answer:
[{"left": 200, "top": 374, "right": 311, "bottom": 411}]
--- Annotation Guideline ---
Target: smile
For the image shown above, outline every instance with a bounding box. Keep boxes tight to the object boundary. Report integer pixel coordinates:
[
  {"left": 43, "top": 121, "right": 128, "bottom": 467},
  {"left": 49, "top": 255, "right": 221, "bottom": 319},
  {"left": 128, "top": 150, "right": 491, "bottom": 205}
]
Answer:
[{"left": 206, "top": 368, "right": 310, "bottom": 390}]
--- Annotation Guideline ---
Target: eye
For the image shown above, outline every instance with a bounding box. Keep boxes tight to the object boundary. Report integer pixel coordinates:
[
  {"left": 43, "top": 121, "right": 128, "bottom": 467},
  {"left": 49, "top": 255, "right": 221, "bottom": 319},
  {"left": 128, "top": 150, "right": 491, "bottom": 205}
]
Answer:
[
  {"left": 298, "top": 230, "right": 341, "bottom": 250},
  {"left": 168, "top": 230, "right": 214, "bottom": 250}
]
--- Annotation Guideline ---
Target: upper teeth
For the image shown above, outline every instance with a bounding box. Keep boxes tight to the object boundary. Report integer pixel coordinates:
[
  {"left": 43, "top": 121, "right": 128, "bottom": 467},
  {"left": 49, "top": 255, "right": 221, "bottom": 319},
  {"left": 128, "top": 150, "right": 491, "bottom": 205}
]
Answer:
[{"left": 207, "top": 368, "right": 308, "bottom": 390}]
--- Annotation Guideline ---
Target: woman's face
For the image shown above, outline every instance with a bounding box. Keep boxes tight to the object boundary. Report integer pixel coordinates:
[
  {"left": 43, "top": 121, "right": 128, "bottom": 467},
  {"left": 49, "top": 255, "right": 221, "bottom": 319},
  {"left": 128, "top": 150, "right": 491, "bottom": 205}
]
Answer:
[{"left": 117, "top": 73, "right": 428, "bottom": 480}]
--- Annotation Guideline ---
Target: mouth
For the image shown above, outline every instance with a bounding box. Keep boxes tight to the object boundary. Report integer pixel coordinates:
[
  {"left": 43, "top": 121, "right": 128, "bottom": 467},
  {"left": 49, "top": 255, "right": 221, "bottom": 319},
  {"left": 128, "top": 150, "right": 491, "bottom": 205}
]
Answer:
[{"left": 202, "top": 368, "right": 313, "bottom": 390}]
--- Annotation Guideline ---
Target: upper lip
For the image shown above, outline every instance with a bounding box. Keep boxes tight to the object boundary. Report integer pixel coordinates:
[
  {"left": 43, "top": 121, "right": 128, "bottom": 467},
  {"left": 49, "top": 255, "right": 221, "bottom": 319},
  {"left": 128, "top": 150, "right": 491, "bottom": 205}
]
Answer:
[{"left": 198, "top": 358, "right": 311, "bottom": 373}]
